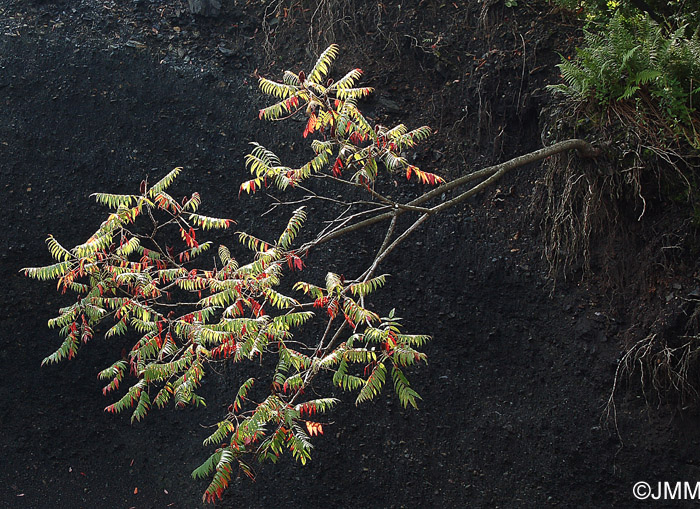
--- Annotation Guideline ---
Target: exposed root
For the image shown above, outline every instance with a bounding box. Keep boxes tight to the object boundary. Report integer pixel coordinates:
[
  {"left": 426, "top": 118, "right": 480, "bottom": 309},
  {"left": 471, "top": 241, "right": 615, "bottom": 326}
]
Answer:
[
  {"left": 536, "top": 97, "right": 700, "bottom": 283},
  {"left": 606, "top": 332, "right": 700, "bottom": 423}
]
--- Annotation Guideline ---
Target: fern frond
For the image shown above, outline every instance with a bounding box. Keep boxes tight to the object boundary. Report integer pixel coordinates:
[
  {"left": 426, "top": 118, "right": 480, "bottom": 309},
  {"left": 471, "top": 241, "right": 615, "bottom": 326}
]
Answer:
[{"left": 634, "top": 68, "right": 662, "bottom": 85}]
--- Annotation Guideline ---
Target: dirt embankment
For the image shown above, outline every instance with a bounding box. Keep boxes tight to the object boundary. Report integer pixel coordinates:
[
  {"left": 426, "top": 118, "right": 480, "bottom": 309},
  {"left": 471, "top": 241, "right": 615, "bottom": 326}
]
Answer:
[{"left": 2, "top": 0, "right": 700, "bottom": 507}]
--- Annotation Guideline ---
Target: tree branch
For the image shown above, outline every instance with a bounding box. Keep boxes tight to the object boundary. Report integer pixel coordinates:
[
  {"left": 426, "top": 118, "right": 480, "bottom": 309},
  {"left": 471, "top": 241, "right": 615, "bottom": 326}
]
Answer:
[{"left": 305, "top": 139, "right": 598, "bottom": 250}]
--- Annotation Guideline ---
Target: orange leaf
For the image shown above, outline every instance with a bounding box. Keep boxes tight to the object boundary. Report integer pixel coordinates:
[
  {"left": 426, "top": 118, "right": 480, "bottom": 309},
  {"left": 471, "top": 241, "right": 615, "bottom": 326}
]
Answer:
[{"left": 305, "top": 421, "right": 323, "bottom": 437}]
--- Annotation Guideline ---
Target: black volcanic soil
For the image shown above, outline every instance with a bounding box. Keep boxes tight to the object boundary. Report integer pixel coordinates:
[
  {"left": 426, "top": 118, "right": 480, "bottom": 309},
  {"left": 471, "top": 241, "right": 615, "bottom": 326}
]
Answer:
[{"left": 2, "top": 0, "right": 700, "bottom": 507}]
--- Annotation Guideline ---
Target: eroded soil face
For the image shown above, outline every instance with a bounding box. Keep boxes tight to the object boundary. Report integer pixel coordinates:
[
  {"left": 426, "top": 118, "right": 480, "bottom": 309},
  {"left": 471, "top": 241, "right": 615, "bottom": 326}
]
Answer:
[{"left": 2, "top": 0, "right": 700, "bottom": 507}]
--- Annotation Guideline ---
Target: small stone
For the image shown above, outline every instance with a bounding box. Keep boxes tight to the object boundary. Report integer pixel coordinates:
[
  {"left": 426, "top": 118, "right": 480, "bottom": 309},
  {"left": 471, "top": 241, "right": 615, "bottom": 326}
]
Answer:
[
  {"left": 218, "top": 44, "right": 235, "bottom": 57},
  {"left": 187, "top": 0, "right": 221, "bottom": 17}
]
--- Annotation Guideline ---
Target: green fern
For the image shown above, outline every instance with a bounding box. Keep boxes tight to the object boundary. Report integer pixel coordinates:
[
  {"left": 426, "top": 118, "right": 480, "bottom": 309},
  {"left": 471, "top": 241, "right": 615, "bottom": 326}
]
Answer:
[{"left": 551, "top": 13, "right": 700, "bottom": 138}]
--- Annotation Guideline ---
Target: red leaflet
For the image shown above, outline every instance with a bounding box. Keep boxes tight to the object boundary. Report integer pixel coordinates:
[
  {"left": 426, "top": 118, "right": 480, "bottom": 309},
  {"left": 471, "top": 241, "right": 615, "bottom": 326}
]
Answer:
[
  {"left": 332, "top": 157, "right": 343, "bottom": 177},
  {"left": 249, "top": 299, "right": 263, "bottom": 317},
  {"left": 343, "top": 313, "right": 356, "bottom": 329},
  {"left": 239, "top": 179, "right": 257, "bottom": 195},
  {"left": 180, "top": 227, "right": 199, "bottom": 248},
  {"left": 299, "top": 402, "right": 317, "bottom": 416},
  {"left": 313, "top": 296, "right": 329, "bottom": 308},
  {"left": 349, "top": 131, "right": 365, "bottom": 144},
  {"left": 405, "top": 165, "right": 445, "bottom": 185},
  {"left": 286, "top": 252, "right": 305, "bottom": 271},
  {"left": 285, "top": 95, "right": 299, "bottom": 111},
  {"left": 303, "top": 113, "right": 317, "bottom": 138},
  {"left": 387, "top": 330, "right": 397, "bottom": 348}
]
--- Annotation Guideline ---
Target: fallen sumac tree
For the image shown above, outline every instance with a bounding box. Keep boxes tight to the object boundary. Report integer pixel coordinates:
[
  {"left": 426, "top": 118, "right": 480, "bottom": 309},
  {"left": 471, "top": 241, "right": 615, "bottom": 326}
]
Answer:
[{"left": 25, "top": 44, "right": 597, "bottom": 502}]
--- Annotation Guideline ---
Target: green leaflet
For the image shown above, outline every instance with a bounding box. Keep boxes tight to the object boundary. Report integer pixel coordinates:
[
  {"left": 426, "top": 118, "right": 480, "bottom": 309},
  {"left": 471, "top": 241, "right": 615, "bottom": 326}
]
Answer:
[
  {"left": 188, "top": 213, "right": 232, "bottom": 230},
  {"left": 348, "top": 275, "right": 388, "bottom": 298},
  {"left": 23, "top": 260, "right": 73, "bottom": 281},
  {"left": 355, "top": 361, "right": 386, "bottom": 405},
  {"left": 203, "top": 420, "right": 235, "bottom": 447},
  {"left": 307, "top": 43, "right": 339, "bottom": 84},
  {"left": 147, "top": 167, "right": 181, "bottom": 197},
  {"left": 392, "top": 366, "right": 422, "bottom": 409}
]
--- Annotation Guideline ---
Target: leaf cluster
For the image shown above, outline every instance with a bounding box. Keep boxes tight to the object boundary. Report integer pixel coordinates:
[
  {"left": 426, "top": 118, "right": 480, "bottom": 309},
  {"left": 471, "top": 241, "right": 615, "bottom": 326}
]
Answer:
[
  {"left": 240, "top": 44, "right": 445, "bottom": 194},
  {"left": 26, "top": 168, "right": 430, "bottom": 502}
]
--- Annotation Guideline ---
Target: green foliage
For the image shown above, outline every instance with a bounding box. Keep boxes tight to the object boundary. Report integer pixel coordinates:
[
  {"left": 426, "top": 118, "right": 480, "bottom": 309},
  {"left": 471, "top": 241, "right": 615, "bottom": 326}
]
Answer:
[
  {"left": 26, "top": 166, "right": 429, "bottom": 501},
  {"left": 551, "top": 13, "right": 700, "bottom": 147},
  {"left": 553, "top": 0, "right": 699, "bottom": 30}
]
